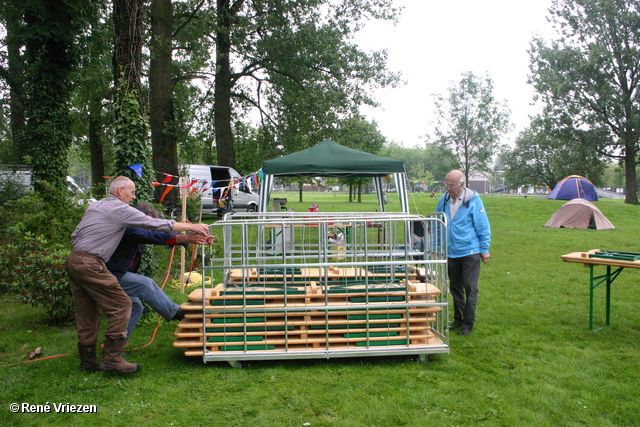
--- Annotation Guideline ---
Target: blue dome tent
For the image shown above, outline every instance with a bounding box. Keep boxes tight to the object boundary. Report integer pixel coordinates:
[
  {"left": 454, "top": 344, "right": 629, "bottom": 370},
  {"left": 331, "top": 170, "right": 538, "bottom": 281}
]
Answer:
[{"left": 547, "top": 175, "right": 598, "bottom": 201}]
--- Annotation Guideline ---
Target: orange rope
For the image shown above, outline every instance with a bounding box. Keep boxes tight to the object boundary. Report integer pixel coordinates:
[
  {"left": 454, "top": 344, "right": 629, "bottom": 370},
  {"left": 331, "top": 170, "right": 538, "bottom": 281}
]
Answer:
[
  {"left": 0, "top": 354, "right": 72, "bottom": 368},
  {"left": 2, "top": 243, "right": 185, "bottom": 365},
  {"left": 128, "top": 245, "right": 178, "bottom": 351},
  {"left": 130, "top": 237, "right": 200, "bottom": 351},
  {"left": 161, "top": 245, "right": 177, "bottom": 291}
]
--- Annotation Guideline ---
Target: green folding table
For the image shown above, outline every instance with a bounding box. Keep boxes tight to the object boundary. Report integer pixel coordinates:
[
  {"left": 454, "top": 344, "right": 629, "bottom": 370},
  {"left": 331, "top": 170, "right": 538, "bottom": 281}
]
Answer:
[{"left": 562, "top": 250, "right": 640, "bottom": 331}]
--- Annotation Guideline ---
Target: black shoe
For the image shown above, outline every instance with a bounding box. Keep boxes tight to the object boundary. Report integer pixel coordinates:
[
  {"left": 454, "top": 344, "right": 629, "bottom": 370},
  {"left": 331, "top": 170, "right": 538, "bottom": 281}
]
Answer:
[
  {"left": 458, "top": 327, "right": 473, "bottom": 336},
  {"left": 172, "top": 308, "right": 186, "bottom": 321},
  {"left": 448, "top": 322, "right": 462, "bottom": 330}
]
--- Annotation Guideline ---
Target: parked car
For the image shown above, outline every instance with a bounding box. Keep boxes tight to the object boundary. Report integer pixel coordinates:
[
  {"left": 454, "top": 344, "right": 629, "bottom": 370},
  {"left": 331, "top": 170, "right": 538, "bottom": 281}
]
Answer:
[{"left": 184, "top": 165, "right": 259, "bottom": 217}]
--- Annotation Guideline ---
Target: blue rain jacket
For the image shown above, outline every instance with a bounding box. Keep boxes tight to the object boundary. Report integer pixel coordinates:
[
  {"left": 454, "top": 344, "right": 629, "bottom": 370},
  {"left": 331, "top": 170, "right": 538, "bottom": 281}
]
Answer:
[{"left": 435, "top": 188, "right": 491, "bottom": 259}]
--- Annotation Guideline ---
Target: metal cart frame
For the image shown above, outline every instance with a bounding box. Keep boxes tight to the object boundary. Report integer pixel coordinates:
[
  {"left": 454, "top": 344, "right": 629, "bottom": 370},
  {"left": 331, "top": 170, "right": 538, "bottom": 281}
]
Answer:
[{"left": 174, "top": 212, "right": 449, "bottom": 363}]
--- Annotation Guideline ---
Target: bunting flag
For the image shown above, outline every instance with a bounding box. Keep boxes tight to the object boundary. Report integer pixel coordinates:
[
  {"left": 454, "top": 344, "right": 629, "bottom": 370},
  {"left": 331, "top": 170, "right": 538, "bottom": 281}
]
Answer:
[
  {"left": 195, "top": 180, "right": 210, "bottom": 197},
  {"left": 143, "top": 167, "right": 264, "bottom": 203},
  {"left": 180, "top": 179, "right": 198, "bottom": 189},
  {"left": 153, "top": 171, "right": 178, "bottom": 183},
  {"left": 221, "top": 179, "right": 234, "bottom": 199},
  {"left": 159, "top": 184, "right": 176, "bottom": 202},
  {"left": 127, "top": 164, "right": 143, "bottom": 178}
]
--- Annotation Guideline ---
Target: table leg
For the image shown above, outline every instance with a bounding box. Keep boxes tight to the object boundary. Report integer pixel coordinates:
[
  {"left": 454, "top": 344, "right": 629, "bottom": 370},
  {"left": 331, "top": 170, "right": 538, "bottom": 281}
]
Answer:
[{"left": 588, "top": 265, "right": 623, "bottom": 331}]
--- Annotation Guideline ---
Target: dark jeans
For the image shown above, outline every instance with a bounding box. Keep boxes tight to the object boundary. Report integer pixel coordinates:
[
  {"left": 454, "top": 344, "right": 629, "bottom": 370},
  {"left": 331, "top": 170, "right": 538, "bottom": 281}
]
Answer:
[
  {"left": 448, "top": 254, "right": 481, "bottom": 329},
  {"left": 66, "top": 251, "right": 131, "bottom": 344}
]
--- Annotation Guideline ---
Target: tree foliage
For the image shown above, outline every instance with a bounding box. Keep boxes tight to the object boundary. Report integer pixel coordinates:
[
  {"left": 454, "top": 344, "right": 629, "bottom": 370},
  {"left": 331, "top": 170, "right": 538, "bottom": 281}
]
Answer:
[
  {"left": 113, "top": 85, "right": 153, "bottom": 201},
  {"left": 380, "top": 141, "right": 458, "bottom": 189},
  {"left": 111, "top": 0, "right": 151, "bottom": 200},
  {"left": 529, "top": 0, "right": 640, "bottom": 204},
  {"left": 0, "top": 0, "right": 27, "bottom": 164},
  {"left": 205, "top": 0, "right": 402, "bottom": 167},
  {"left": 432, "top": 71, "right": 511, "bottom": 184},
  {"left": 502, "top": 114, "right": 606, "bottom": 189},
  {"left": 70, "top": 3, "right": 112, "bottom": 199},
  {"left": 1, "top": 0, "right": 403, "bottom": 205},
  {"left": 332, "top": 115, "right": 388, "bottom": 203},
  {"left": 21, "top": 0, "right": 96, "bottom": 199}
]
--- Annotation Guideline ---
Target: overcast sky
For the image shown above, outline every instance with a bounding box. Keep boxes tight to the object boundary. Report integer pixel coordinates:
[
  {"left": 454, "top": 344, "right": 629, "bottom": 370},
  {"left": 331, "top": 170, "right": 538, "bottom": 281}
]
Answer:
[{"left": 355, "top": 0, "right": 556, "bottom": 148}]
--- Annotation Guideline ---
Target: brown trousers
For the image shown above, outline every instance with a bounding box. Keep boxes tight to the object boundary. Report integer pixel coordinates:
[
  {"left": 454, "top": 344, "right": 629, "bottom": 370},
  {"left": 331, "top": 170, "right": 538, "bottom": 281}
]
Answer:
[{"left": 65, "top": 251, "right": 131, "bottom": 344}]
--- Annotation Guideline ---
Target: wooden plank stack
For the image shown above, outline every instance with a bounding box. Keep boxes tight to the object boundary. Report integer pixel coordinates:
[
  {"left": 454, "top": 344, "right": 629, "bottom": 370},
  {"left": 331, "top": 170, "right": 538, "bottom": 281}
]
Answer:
[{"left": 173, "top": 266, "right": 445, "bottom": 358}]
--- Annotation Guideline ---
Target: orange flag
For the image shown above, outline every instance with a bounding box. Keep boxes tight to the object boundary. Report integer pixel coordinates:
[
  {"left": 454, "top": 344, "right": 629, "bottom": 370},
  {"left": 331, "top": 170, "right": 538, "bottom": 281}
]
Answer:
[{"left": 159, "top": 185, "right": 175, "bottom": 202}]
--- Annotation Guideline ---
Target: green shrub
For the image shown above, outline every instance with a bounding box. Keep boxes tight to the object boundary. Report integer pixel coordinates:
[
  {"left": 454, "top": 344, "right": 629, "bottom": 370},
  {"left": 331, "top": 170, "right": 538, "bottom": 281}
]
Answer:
[
  {"left": 0, "top": 242, "right": 18, "bottom": 293},
  {"left": 0, "top": 233, "right": 74, "bottom": 324},
  {"left": 0, "top": 192, "right": 83, "bottom": 324},
  {"left": 0, "top": 170, "right": 30, "bottom": 206},
  {"left": 0, "top": 191, "right": 85, "bottom": 242}
]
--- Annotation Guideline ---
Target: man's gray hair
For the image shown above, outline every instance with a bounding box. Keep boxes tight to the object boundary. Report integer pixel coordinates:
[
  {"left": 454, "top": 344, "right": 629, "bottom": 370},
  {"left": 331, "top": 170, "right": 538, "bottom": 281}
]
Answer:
[
  {"left": 135, "top": 202, "right": 159, "bottom": 218},
  {"left": 109, "top": 176, "right": 132, "bottom": 194}
]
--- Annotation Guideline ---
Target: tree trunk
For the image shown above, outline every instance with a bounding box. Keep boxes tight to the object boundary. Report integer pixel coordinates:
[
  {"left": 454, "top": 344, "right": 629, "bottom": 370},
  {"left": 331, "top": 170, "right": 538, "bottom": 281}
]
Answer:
[
  {"left": 112, "top": 0, "right": 151, "bottom": 198},
  {"left": 149, "top": 0, "right": 178, "bottom": 204},
  {"left": 112, "top": 0, "right": 145, "bottom": 98},
  {"left": 214, "top": 0, "right": 236, "bottom": 168},
  {"left": 5, "top": 6, "right": 27, "bottom": 163},
  {"left": 88, "top": 97, "right": 106, "bottom": 198},
  {"left": 623, "top": 142, "right": 639, "bottom": 204}
]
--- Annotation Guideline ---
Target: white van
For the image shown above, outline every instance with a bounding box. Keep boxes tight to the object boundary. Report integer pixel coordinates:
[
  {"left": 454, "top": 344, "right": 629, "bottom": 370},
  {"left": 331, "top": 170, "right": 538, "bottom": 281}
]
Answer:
[{"left": 184, "top": 165, "right": 260, "bottom": 217}]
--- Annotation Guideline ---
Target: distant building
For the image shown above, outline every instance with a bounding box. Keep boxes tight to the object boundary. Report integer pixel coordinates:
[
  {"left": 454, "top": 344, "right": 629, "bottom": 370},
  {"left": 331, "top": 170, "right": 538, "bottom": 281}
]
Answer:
[{"left": 467, "top": 172, "right": 490, "bottom": 194}]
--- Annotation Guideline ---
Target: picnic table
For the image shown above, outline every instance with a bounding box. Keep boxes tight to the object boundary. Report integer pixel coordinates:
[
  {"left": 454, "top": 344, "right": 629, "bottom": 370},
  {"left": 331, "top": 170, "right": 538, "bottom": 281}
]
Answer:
[{"left": 561, "top": 249, "right": 640, "bottom": 330}]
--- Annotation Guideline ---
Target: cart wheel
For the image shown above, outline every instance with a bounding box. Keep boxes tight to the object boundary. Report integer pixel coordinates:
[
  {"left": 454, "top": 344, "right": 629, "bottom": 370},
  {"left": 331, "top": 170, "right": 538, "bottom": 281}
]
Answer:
[
  {"left": 228, "top": 360, "right": 243, "bottom": 369},
  {"left": 417, "top": 354, "right": 428, "bottom": 363}
]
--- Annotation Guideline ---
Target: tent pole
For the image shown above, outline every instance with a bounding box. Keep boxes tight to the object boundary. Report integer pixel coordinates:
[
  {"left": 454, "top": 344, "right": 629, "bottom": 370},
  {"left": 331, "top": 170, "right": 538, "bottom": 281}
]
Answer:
[
  {"left": 259, "top": 174, "right": 273, "bottom": 212},
  {"left": 396, "top": 173, "right": 410, "bottom": 214},
  {"left": 374, "top": 177, "right": 385, "bottom": 212}
]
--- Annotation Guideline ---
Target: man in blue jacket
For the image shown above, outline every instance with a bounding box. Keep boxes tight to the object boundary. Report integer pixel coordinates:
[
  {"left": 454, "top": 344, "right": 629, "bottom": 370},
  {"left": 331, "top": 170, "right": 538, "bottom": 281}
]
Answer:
[
  {"left": 106, "top": 203, "right": 212, "bottom": 342},
  {"left": 436, "top": 170, "right": 491, "bottom": 336}
]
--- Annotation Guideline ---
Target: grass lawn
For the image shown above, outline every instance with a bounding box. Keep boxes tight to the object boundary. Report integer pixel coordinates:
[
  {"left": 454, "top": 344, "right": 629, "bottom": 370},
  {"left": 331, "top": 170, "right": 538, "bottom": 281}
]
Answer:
[{"left": 2, "top": 192, "right": 640, "bottom": 426}]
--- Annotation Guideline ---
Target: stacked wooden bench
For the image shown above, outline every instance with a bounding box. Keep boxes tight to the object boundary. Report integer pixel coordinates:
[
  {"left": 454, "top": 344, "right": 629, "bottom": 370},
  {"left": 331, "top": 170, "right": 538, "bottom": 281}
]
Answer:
[{"left": 173, "top": 266, "right": 445, "bottom": 358}]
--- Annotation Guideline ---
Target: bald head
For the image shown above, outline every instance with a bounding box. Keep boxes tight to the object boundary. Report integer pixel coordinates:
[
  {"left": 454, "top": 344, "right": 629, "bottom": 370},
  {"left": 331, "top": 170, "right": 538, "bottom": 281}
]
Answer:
[
  {"left": 110, "top": 176, "right": 133, "bottom": 194},
  {"left": 446, "top": 170, "right": 464, "bottom": 186},
  {"left": 445, "top": 170, "right": 465, "bottom": 198},
  {"left": 109, "top": 176, "right": 136, "bottom": 204}
]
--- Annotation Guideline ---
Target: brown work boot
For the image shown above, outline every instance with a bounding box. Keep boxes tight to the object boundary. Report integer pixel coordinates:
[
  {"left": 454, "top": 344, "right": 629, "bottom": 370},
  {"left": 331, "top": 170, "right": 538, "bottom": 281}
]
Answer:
[
  {"left": 78, "top": 343, "right": 100, "bottom": 373},
  {"left": 99, "top": 336, "right": 140, "bottom": 374}
]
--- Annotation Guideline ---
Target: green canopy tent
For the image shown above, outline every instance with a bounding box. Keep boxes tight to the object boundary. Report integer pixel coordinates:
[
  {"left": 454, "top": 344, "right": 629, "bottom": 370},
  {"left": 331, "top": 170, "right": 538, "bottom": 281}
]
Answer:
[{"left": 259, "top": 139, "right": 409, "bottom": 212}]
